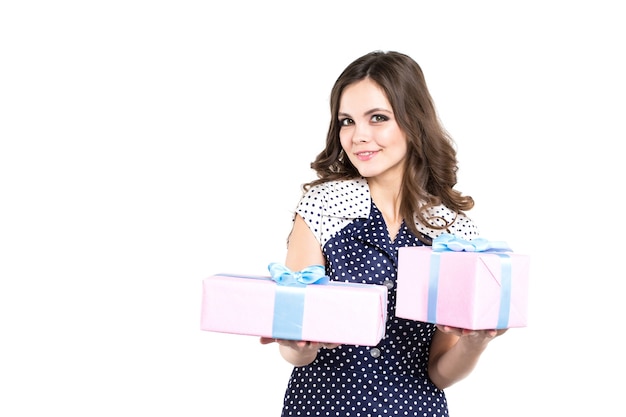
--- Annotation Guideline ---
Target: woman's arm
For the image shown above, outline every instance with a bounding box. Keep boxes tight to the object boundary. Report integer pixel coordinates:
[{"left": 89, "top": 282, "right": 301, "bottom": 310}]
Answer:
[
  {"left": 261, "top": 214, "right": 335, "bottom": 367},
  {"left": 283, "top": 213, "right": 326, "bottom": 271},
  {"left": 427, "top": 325, "right": 507, "bottom": 389}
]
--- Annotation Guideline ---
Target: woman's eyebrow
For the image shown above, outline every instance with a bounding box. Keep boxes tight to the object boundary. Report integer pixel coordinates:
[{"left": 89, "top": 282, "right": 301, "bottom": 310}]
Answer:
[
  {"left": 364, "top": 107, "right": 392, "bottom": 115},
  {"left": 338, "top": 108, "right": 392, "bottom": 118}
]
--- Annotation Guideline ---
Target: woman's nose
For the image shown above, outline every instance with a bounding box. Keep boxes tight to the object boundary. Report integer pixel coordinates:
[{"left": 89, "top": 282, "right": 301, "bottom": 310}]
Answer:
[{"left": 353, "top": 124, "right": 370, "bottom": 143}]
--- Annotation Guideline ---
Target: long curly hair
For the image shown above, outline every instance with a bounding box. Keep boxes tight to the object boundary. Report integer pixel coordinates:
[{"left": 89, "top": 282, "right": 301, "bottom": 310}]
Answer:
[{"left": 304, "top": 50, "right": 474, "bottom": 241}]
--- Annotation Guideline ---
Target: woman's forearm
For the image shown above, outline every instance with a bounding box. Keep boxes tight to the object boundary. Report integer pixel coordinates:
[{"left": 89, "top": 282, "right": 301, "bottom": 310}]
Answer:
[{"left": 428, "top": 337, "right": 488, "bottom": 389}]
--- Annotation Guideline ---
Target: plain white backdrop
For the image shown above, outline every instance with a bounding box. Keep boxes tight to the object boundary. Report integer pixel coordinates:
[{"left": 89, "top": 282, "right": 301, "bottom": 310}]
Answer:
[{"left": 1, "top": 1, "right": 624, "bottom": 416}]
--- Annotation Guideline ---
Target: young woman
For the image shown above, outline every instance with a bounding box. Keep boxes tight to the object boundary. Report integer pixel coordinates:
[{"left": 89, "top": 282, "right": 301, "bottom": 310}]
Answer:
[{"left": 261, "top": 50, "right": 506, "bottom": 417}]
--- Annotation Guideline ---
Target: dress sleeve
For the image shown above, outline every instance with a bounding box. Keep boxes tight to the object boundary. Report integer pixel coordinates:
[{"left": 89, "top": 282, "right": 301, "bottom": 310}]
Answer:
[
  {"left": 294, "top": 185, "right": 326, "bottom": 245},
  {"left": 294, "top": 179, "right": 371, "bottom": 248}
]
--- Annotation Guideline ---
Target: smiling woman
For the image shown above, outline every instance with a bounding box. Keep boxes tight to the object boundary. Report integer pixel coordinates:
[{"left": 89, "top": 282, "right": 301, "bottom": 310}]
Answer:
[{"left": 259, "top": 50, "right": 505, "bottom": 417}]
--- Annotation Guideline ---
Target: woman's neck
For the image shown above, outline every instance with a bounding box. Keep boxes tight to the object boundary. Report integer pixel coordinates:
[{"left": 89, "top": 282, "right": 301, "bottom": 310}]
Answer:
[{"left": 368, "top": 178, "right": 403, "bottom": 240}]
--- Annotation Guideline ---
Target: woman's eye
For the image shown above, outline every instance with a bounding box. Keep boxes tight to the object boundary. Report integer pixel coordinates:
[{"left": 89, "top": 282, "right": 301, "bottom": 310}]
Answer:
[
  {"left": 371, "top": 114, "right": 389, "bottom": 123},
  {"left": 339, "top": 118, "right": 354, "bottom": 126}
]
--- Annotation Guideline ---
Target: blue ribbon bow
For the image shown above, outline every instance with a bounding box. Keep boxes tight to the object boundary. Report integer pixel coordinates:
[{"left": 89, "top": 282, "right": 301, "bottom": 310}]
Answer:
[
  {"left": 432, "top": 233, "right": 511, "bottom": 252},
  {"left": 267, "top": 263, "right": 329, "bottom": 340},
  {"left": 268, "top": 263, "right": 330, "bottom": 287}
]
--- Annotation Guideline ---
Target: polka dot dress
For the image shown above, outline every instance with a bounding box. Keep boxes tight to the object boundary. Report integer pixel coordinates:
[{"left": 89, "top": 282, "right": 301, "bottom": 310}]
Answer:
[{"left": 281, "top": 178, "right": 477, "bottom": 417}]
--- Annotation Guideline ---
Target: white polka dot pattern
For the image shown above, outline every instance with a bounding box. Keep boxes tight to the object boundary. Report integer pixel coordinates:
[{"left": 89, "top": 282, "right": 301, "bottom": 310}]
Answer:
[
  {"left": 282, "top": 179, "right": 478, "bottom": 416},
  {"left": 296, "top": 178, "right": 479, "bottom": 247},
  {"left": 295, "top": 178, "right": 371, "bottom": 248}
]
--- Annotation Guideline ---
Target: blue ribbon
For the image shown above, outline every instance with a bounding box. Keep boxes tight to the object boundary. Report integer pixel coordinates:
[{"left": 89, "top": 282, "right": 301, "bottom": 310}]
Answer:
[
  {"left": 268, "top": 263, "right": 330, "bottom": 286},
  {"left": 432, "top": 233, "right": 511, "bottom": 253},
  {"left": 493, "top": 253, "right": 512, "bottom": 329},
  {"left": 267, "top": 263, "right": 329, "bottom": 339},
  {"left": 428, "top": 234, "right": 513, "bottom": 329},
  {"left": 427, "top": 253, "right": 442, "bottom": 324}
]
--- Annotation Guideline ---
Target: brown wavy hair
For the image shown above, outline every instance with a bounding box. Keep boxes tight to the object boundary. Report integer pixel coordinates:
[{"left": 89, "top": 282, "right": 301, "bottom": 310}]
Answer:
[{"left": 304, "top": 50, "right": 474, "bottom": 242}]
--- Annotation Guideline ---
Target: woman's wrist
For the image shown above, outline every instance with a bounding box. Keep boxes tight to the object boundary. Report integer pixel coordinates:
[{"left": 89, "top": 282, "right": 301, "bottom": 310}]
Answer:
[{"left": 280, "top": 344, "right": 318, "bottom": 366}]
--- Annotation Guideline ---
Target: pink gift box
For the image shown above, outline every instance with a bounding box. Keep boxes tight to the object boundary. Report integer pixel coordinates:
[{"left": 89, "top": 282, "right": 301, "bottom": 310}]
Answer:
[
  {"left": 201, "top": 273, "right": 388, "bottom": 346},
  {"left": 396, "top": 247, "right": 529, "bottom": 330}
]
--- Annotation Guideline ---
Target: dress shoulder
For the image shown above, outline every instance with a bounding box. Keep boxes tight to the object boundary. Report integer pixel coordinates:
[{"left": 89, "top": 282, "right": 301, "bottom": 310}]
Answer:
[
  {"left": 294, "top": 178, "right": 479, "bottom": 244},
  {"left": 294, "top": 178, "right": 370, "bottom": 247},
  {"left": 414, "top": 204, "right": 480, "bottom": 240}
]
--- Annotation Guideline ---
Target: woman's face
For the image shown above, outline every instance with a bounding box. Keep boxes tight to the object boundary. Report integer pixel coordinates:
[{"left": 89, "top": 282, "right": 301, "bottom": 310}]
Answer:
[{"left": 338, "top": 78, "right": 408, "bottom": 182}]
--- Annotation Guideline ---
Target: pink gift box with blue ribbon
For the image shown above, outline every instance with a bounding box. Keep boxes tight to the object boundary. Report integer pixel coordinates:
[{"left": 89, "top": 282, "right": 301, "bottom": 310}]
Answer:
[
  {"left": 396, "top": 234, "right": 530, "bottom": 330},
  {"left": 201, "top": 263, "right": 388, "bottom": 345}
]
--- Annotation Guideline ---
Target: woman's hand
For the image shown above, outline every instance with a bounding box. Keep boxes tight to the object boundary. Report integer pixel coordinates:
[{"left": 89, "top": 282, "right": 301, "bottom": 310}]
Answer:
[
  {"left": 259, "top": 337, "right": 340, "bottom": 351},
  {"left": 436, "top": 325, "right": 507, "bottom": 347},
  {"left": 260, "top": 337, "right": 341, "bottom": 366}
]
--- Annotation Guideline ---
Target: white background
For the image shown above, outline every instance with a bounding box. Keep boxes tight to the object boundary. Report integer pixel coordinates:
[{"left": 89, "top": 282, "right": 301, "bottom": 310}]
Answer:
[{"left": 1, "top": 1, "right": 624, "bottom": 416}]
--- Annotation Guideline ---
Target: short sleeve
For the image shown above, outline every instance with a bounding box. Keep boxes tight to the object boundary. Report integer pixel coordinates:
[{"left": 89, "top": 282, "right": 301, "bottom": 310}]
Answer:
[{"left": 294, "top": 179, "right": 370, "bottom": 247}]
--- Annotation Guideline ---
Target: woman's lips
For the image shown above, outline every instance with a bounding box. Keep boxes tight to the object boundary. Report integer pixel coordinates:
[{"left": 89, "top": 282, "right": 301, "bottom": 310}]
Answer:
[{"left": 355, "top": 150, "right": 379, "bottom": 161}]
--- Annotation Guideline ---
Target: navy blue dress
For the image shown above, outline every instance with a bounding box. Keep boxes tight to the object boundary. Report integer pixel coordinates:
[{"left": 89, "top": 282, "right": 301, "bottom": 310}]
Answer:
[{"left": 281, "top": 178, "right": 478, "bottom": 417}]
